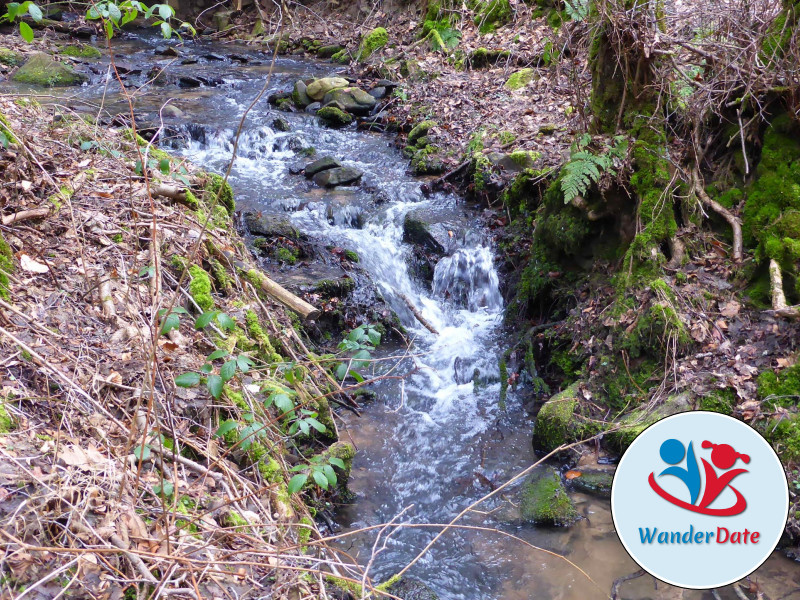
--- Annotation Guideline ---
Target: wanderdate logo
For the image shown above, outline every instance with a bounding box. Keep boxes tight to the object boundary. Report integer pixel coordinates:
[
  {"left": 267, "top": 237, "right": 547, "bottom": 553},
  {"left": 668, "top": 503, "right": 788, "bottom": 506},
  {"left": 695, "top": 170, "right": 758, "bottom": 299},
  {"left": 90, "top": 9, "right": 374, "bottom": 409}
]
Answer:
[{"left": 611, "top": 412, "right": 788, "bottom": 589}]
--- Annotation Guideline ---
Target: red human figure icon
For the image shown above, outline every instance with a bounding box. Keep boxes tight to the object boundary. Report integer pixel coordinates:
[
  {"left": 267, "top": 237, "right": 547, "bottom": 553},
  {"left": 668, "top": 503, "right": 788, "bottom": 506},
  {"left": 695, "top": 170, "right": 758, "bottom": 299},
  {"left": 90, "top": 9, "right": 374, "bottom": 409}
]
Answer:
[{"left": 698, "top": 441, "right": 750, "bottom": 510}]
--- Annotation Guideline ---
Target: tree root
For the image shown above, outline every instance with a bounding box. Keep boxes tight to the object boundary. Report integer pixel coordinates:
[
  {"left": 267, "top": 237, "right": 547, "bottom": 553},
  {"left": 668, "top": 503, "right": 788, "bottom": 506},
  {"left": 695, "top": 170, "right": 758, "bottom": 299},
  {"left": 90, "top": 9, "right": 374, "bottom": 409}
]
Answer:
[
  {"left": 769, "top": 258, "right": 800, "bottom": 319},
  {"left": 692, "top": 169, "right": 743, "bottom": 262}
]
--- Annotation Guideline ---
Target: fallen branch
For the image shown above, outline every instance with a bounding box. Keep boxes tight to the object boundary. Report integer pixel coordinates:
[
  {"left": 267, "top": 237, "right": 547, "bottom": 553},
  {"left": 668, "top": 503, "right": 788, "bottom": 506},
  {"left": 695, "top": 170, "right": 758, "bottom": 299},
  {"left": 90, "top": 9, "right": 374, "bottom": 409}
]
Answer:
[
  {"left": 399, "top": 293, "right": 439, "bottom": 335},
  {"left": 692, "top": 170, "right": 743, "bottom": 262},
  {"left": 1, "top": 207, "right": 50, "bottom": 226},
  {"left": 235, "top": 262, "right": 321, "bottom": 320},
  {"left": 151, "top": 183, "right": 201, "bottom": 210},
  {"left": 420, "top": 160, "right": 471, "bottom": 196},
  {"left": 769, "top": 258, "right": 800, "bottom": 319}
]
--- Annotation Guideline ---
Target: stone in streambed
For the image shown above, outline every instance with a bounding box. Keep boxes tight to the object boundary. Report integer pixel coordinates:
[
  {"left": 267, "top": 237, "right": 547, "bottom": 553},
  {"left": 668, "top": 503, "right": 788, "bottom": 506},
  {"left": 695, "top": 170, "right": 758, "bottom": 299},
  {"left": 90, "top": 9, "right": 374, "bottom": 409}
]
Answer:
[
  {"left": 402, "top": 214, "right": 445, "bottom": 255},
  {"left": 317, "top": 105, "right": 353, "bottom": 128},
  {"left": 13, "top": 53, "right": 87, "bottom": 87},
  {"left": 304, "top": 156, "right": 341, "bottom": 178},
  {"left": 244, "top": 212, "right": 301, "bottom": 240},
  {"left": 567, "top": 469, "right": 614, "bottom": 498},
  {"left": 520, "top": 468, "right": 578, "bottom": 526},
  {"left": 292, "top": 79, "right": 311, "bottom": 107},
  {"left": 316, "top": 45, "right": 344, "bottom": 59},
  {"left": 383, "top": 578, "right": 439, "bottom": 600},
  {"left": 305, "top": 76, "right": 349, "bottom": 101},
  {"left": 313, "top": 167, "right": 363, "bottom": 188},
  {"left": 271, "top": 117, "right": 291, "bottom": 132},
  {"left": 321, "top": 86, "right": 376, "bottom": 115}
]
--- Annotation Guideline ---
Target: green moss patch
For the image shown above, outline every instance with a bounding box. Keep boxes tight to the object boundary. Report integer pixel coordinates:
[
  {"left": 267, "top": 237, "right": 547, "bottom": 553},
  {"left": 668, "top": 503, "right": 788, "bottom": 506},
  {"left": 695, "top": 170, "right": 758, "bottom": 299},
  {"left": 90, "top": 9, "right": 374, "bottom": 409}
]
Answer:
[
  {"left": 188, "top": 265, "right": 214, "bottom": 312},
  {"left": 60, "top": 45, "right": 102, "bottom": 59},
  {"left": 520, "top": 469, "right": 578, "bottom": 525},
  {"left": 12, "top": 53, "right": 88, "bottom": 87},
  {"left": 0, "top": 232, "right": 14, "bottom": 300},
  {"left": 504, "top": 68, "right": 536, "bottom": 90},
  {"left": 473, "top": 0, "right": 512, "bottom": 34},
  {"left": 357, "top": 27, "right": 388, "bottom": 61},
  {"left": 204, "top": 173, "right": 235, "bottom": 215},
  {"left": 758, "top": 361, "right": 800, "bottom": 409}
]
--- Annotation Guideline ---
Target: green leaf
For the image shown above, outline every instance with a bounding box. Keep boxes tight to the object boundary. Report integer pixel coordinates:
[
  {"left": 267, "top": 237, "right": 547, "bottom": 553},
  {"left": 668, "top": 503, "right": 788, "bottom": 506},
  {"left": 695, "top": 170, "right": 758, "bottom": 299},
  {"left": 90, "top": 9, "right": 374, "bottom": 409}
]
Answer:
[
  {"left": 27, "top": 3, "right": 42, "bottom": 21},
  {"left": 367, "top": 329, "right": 381, "bottom": 346},
  {"left": 154, "top": 481, "right": 174, "bottom": 497},
  {"left": 157, "top": 3, "right": 172, "bottom": 19},
  {"left": 206, "top": 374, "right": 223, "bottom": 399},
  {"left": 305, "top": 417, "right": 326, "bottom": 433},
  {"left": 199, "top": 363, "right": 213, "bottom": 374},
  {"left": 143, "top": 4, "right": 155, "bottom": 18},
  {"left": 175, "top": 372, "right": 200, "bottom": 387},
  {"left": 160, "top": 21, "right": 171, "bottom": 38},
  {"left": 134, "top": 159, "right": 143, "bottom": 175},
  {"left": 195, "top": 310, "right": 219, "bottom": 329},
  {"left": 273, "top": 393, "right": 293, "bottom": 414},
  {"left": 171, "top": 306, "right": 189, "bottom": 315},
  {"left": 328, "top": 457, "right": 346, "bottom": 469},
  {"left": 312, "top": 469, "right": 329, "bottom": 489},
  {"left": 107, "top": 2, "right": 121, "bottom": 23},
  {"left": 335, "top": 363, "right": 348, "bottom": 381},
  {"left": 160, "top": 313, "right": 180, "bottom": 335},
  {"left": 322, "top": 464, "right": 337, "bottom": 486},
  {"left": 159, "top": 157, "right": 170, "bottom": 175},
  {"left": 207, "top": 348, "right": 228, "bottom": 361},
  {"left": 298, "top": 420, "right": 309, "bottom": 435},
  {"left": 19, "top": 21, "right": 33, "bottom": 42},
  {"left": 216, "top": 313, "right": 236, "bottom": 331},
  {"left": 220, "top": 359, "right": 237, "bottom": 382},
  {"left": 214, "top": 420, "right": 238, "bottom": 437},
  {"left": 87, "top": 5, "right": 101, "bottom": 18},
  {"left": 104, "top": 19, "right": 114, "bottom": 39},
  {"left": 6, "top": 3, "right": 20, "bottom": 21},
  {"left": 351, "top": 349, "right": 371, "bottom": 369},
  {"left": 80, "top": 141, "right": 96, "bottom": 151},
  {"left": 237, "top": 356, "right": 253, "bottom": 373},
  {"left": 121, "top": 8, "right": 138, "bottom": 25},
  {"left": 349, "top": 370, "right": 364, "bottom": 383},
  {"left": 133, "top": 443, "right": 151, "bottom": 461},
  {"left": 288, "top": 473, "right": 307, "bottom": 494},
  {"left": 348, "top": 327, "right": 365, "bottom": 342},
  {"left": 0, "top": 131, "right": 8, "bottom": 149}
]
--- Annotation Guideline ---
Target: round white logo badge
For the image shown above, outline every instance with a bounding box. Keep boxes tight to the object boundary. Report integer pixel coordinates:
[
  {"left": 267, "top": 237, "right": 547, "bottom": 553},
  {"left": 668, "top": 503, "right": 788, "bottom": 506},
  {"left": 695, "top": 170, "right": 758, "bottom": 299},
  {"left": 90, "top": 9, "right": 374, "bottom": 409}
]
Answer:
[{"left": 611, "top": 411, "right": 789, "bottom": 589}]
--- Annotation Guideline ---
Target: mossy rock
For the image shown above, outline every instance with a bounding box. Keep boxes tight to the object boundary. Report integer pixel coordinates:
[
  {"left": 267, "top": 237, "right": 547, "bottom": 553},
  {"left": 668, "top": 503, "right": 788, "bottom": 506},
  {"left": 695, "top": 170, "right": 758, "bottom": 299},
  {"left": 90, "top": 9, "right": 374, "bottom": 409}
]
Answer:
[
  {"left": 322, "top": 87, "right": 376, "bottom": 115},
  {"left": 188, "top": 265, "right": 214, "bottom": 312},
  {"left": 567, "top": 469, "right": 613, "bottom": 498},
  {"left": 0, "top": 47, "right": 23, "bottom": 66},
  {"left": 383, "top": 578, "right": 439, "bottom": 600},
  {"left": 306, "top": 77, "right": 349, "bottom": 101},
  {"left": 244, "top": 212, "right": 300, "bottom": 239},
  {"left": 60, "top": 45, "right": 102, "bottom": 60},
  {"left": 315, "top": 277, "right": 355, "bottom": 298},
  {"left": 0, "top": 399, "right": 13, "bottom": 433},
  {"left": 13, "top": 53, "right": 88, "bottom": 87},
  {"left": 357, "top": 27, "right": 388, "bottom": 61},
  {"left": 408, "top": 120, "right": 437, "bottom": 146},
  {"left": 606, "top": 392, "right": 692, "bottom": 452},
  {"left": 317, "top": 106, "right": 353, "bottom": 128},
  {"left": 411, "top": 146, "right": 445, "bottom": 175},
  {"left": 403, "top": 214, "right": 445, "bottom": 254},
  {"left": 504, "top": 68, "right": 536, "bottom": 90},
  {"left": 520, "top": 468, "right": 578, "bottom": 526},
  {"left": 533, "top": 383, "right": 601, "bottom": 452},
  {"left": 757, "top": 361, "right": 800, "bottom": 409},
  {"left": 317, "top": 44, "right": 344, "bottom": 58}
]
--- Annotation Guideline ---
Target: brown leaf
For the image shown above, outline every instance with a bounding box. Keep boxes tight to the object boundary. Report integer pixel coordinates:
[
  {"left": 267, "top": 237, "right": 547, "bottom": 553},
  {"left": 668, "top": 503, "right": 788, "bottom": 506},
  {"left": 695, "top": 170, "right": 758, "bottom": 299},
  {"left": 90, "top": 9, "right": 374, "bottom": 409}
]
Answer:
[
  {"left": 565, "top": 470, "right": 582, "bottom": 480},
  {"left": 719, "top": 300, "right": 740, "bottom": 317}
]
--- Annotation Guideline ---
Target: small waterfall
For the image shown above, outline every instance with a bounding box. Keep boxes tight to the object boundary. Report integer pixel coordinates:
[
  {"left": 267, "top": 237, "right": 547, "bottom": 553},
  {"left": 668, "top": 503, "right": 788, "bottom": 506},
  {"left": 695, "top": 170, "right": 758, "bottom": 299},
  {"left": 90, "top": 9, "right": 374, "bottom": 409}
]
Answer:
[{"left": 432, "top": 247, "right": 503, "bottom": 312}]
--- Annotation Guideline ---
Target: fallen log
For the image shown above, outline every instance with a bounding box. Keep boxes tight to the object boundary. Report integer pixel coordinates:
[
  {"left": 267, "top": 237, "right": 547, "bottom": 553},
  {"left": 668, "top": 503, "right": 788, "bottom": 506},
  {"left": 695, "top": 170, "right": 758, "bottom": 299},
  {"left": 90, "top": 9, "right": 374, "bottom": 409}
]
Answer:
[
  {"left": 2, "top": 207, "right": 50, "bottom": 225},
  {"left": 235, "top": 262, "right": 321, "bottom": 320},
  {"left": 399, "top": 292, "right": 439, "bottom": 335}
]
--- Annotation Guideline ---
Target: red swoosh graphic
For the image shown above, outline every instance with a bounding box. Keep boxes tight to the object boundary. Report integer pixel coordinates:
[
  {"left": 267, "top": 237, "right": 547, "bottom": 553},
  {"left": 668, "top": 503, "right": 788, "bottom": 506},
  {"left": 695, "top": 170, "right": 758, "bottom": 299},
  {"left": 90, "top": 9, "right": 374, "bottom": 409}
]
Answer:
[{"left": 648, "top": 472, "right": 747, "bottom": 516}]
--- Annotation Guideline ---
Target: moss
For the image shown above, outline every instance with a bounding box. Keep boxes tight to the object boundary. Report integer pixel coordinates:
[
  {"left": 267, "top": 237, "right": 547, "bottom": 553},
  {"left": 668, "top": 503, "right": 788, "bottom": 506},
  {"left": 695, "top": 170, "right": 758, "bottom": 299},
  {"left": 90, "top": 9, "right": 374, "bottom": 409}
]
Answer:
[
  {"left": 317, "top": 106, "right": 353, "bottom": 128},
  {"left": 473, "top": 0, "right": 512, "bottom": 33},
  {"left": 343, "top": 249, "right": 359, "bottom": 262},
  {"left": 204, "top": 173, "right": 235, "bottom": 215},
  {"left": 0, "top": 47, "right": 22, "bottom": 66},
  {"left": 275, "top": 247, "right": 298, "bottom": 264},
  {"left": 330, "top": 49, "right": 350, "bottom": 64},
  {"left": 12, "top": 53, "right": 88, "bottom": 86},
  {"left": 533, "top": 384, "right": 585, "bottom": 452},
  {"left": 520, "top": 470, "right": 578, "bottom": 525},
  {"left": 245, "top": 310, "right": 282, "bottom": 364},
  {"left": 221, "top": 510, "right": 250, "bottom": 531},
  {"left": 607, "top": 392, "right": 692, "bottom": 452},
  {"left": 188, "top": 265, "right": 214, "bottom": 312},
  {"left": 499, "top": 357, "right": 508, "bottom": 403},
  {"left": 504, "top": 68, "right": 535, "bottom": 90},
  {"left": 411, "top": 145, "right": 445, "bottom": 175},
  {"left": 498, "top": 130, "right": 516, "bottom": 144},
  {"left": 0, "top": 232, "right": 13, "bottom": 300},
  {"left": 60, "top": 45, "right": 101, "bottom": 59},
  {"left": 568, "top": 470, "right": 613, "bottom": 497},
  {"left": 357, "top": 27, "right": 388, "bottom": 61},
  {"left": 758, "top": 361, "right": 800, "bottom": 409},
  {"left": 209, "top": 258, "right": 233, "bottom": 295},
  {"left": 508, "top": 150, "right": 541, "bottom": 167},
  {"left": 171, "top": 255, "right": 188, "bottom": 274},
  {"left": 318, "top": 44, "right": 345, "bottom": 58},
  {"left": 0, "top": 111, "right": 18, "bottom": 146},
  {"left": 763, "top": 413, "right": 800, "bottom": 463},
  {"left": 700, "top": 388, "right": 737, "bottom": 414},
  {"left": 298, "top": 516, "right": 313, "bottom": 552},
  {"left": 408, "top": 120, "right": 437, "bottom": 146},
  {"left": 0, "top": 400, "right": 14, "bottom": 433},
  {"left": 546, "top": 8, "right": 565, "bottom": 28},
  {"left": 315, "top": 278, "right": 355, "bottom": 298}
]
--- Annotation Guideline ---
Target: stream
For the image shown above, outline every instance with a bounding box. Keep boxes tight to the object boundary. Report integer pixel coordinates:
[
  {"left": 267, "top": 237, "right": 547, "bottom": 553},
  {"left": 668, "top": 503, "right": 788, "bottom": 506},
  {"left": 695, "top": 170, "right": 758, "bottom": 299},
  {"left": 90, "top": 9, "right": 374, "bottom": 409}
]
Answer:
[{"left": 14, "top": 31, "right": 800, "bottom": 600}]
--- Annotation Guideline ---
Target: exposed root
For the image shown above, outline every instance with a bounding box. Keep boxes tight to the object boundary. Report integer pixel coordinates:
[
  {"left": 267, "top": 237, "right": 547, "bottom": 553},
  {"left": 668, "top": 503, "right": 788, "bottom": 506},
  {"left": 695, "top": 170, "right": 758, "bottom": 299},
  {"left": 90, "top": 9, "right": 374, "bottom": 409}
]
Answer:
[
  {"left": 692, "top": 169, "right": 743, "bottom": 263},
  {"left": 769, "top": 258, "right": 800, "bottom": 319}
]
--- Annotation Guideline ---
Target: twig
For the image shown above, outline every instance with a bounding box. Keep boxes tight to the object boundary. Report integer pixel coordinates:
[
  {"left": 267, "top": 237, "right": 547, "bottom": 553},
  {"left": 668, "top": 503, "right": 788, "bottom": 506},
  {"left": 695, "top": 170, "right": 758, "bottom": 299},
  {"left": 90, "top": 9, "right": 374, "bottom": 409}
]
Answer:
[{"left": 1, "top": 208, "right": 50, "bottom": 226}]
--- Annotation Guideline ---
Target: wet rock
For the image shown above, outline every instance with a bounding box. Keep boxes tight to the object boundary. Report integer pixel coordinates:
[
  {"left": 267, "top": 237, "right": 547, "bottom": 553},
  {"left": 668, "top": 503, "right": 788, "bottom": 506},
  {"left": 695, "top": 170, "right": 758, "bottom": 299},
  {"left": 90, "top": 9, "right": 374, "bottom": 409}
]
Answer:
[
  {"left": 178, "top": 75, "right": 224, "bottom": 88},
  {"left": 229, "top": 53, "right": 248, "bottom": 63},
  {"left": 292, "top": 79, "right": 311, "bottom": 107},
  {"left": 313, "top": 167, "right": 363, "bottom": 188},
  {"left": 567, "top": 469, "right": 614, "bottom": 498},
  {"left": 60, "top": 44, "right": 102, "bottom": 60},
  {"left": 203, "top": 52, "right": 227, "bottom": 61},
  {"left": 520, "top": 468, "right": 579, "bottom": 526},
  {"left": 487, "top": 150, "right": 541, "bottom": 173},
  {"left": 268, "top": 89, "right": 292, "bottom": 104},
  {"left": 402, "top": 214, "right": 445, "bottom": 255},
  {"left": 113, "top": 61, "right": 141, "bottom": 75},
  {"left": 532, "top": 383, "right": 586, "bottom": 453},
  {"left": 306, "top": 76, "right": 349, "bottom": 101},
  {"left": 0, "top": 47, "right": 23, "bottom": 66},
  {"left": 305, "top": 102, "right": 322, "bottom": 114},
  {"left": 155, "top": 45, "right": 179, "bottom": 57},
  {"left": 383, "top": 578, "right": 439, "bottom": 600},
  {"left": 180, "top": 57, "right": 198, "bottom": 65},
  {"left": 375, "top": 78, "right": 399, "bottom": 90},
  {"left": 369, "top": 86, "right": 387, "bottom": 99},
  {"left": 317, "top": 106, "right": 353, "bottom": 128},
  {"left": 322, "top": 87, "right": 377, "bottom": 116},
  {"left": 244, "top": 212, "right": 300, "bottom": 240},
  {"left": 13, "top": 53, "right": 88, "bottom": 87},
  {"left": 271, "top": 117, "right": 291, "bottom": 132},
  {"left": 161, "top": 105, "right": 184, "bottom": 118},
  {"left": 304, "top": 156, "right": 341, "bottom": 178},
  {"left": 606, "top": 392, "right": 692, "bottom": 452},
  {"left": 407, "top": 120, "right": 436, "bottom": 146}
]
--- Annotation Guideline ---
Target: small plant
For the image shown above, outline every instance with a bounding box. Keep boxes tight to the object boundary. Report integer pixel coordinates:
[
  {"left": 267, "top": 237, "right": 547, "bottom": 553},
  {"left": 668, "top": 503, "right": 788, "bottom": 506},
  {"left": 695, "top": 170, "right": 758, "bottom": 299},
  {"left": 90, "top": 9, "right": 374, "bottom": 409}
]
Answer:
[
  {"left": 561, "top": 134, "right": 629, "bottom": 204},
  {"left": 335, "top": 324, "right": 381, "bottom": 382},
  {"left": 564, "top": 0, "right": 590, "bottom": 22},
  {"left": 288, "top": 454, "right": 346, "bottom": 493}
]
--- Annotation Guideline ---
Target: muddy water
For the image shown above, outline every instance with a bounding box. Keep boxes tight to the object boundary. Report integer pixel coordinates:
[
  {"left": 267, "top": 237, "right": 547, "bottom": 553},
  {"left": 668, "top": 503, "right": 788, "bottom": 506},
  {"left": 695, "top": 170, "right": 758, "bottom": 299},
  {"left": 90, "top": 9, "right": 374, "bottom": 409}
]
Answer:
[{"left": 18, "top": 31, "right": 799, "bottom": 599}]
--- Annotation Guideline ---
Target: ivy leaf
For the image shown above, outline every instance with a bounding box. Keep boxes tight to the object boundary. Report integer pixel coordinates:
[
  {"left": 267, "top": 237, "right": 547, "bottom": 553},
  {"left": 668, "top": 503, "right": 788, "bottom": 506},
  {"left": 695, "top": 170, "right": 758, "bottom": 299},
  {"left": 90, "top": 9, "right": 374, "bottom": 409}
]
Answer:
[
  {"left": 351, "top": 349, "right": 371, "bottom": 369},
  {"left": 312, "top": 469, "right": 329, "bottom": 489},
  {"left": 160, "top": 21, "right": 171, "bottom": 38},
  {"left": 214, "top": 420, "right": 238, "bottom": 438},
  {"left": 206, "top": 374, "right": 223, "bottom": 399},
  {"left": 153, "top": 481, "right": 174, "bottom": 497},
  {"left": 207, "top": 348, "right": 228, "bottom": 361},
  {"left": 195, "top": 310, "right": 219, "bottom": 329},
  {"left": 175, "top": 372, "right": 200, "bottom": 387},
  {"left": 133, "top": 443, "right": 151, "bottom": 461},
  {"left": 328, "top": 457, "right": 346, "bottom": 469},
  {"left": 288, "top": 473, "right": 307, "bottom": 494},
  {"left": 19, "top": 21, "right": 34, "bottom": 42},
  {"left": 220, "top": 359, "right": 237, "bottom": 382}
]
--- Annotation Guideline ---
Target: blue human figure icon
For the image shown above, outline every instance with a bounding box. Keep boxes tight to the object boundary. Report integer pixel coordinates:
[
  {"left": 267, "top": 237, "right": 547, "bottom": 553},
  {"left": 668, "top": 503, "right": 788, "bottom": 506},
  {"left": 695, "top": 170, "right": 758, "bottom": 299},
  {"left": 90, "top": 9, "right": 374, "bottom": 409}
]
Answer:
[{"left": 658, "top": 438, "right": 701, "bottom": 505}]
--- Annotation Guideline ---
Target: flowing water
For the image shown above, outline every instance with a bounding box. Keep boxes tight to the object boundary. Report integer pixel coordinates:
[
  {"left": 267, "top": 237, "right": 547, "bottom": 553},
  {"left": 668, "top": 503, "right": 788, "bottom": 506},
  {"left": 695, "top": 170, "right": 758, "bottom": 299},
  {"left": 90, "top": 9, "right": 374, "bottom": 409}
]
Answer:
[{"left": 18, "top": 32, "right": 800, "bottom": 599}]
